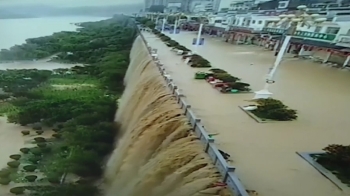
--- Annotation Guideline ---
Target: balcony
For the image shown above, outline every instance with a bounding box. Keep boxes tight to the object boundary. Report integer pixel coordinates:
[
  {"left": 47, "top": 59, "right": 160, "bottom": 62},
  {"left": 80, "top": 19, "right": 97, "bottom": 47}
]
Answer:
[
  {"left": 293, "top": 31, "right": 336, "bottom": 42},
  {"left": 262, "top": 27, "right": 286, "bottom": 34},
  {"left": 230, "top": 25, "right": 261, "bottom": 33},
  {"left": 336, "top": 34, "right": 350, "bottom": 47}
]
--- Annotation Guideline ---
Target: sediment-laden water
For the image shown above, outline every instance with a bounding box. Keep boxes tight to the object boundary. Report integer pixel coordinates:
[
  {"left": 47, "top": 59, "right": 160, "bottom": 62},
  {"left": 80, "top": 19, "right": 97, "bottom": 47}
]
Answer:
[{"left": 103, "top": 36, "right": 231, "bottom": 196}]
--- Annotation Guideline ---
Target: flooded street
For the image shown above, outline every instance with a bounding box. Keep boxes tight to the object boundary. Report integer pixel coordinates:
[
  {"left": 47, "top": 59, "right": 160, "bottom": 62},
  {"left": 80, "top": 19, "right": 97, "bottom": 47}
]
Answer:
[{"left": 144, "top": 31, "right": 350, "bottom": 196}]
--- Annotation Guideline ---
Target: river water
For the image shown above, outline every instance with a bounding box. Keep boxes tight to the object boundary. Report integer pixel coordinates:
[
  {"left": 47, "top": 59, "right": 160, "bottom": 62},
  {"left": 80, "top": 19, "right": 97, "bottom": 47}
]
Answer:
[
  {"left": 0, "top": 16, "right": 107, "bottom": 70},
  {"left": 0, "top": 16, "right": 107, "bottom": 195}
]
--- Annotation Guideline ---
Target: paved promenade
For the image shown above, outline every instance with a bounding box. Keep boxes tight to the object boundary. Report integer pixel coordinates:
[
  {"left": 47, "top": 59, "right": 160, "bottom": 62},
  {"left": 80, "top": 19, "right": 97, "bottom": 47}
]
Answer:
[{"left": 144, "top": 31, "right": 350, "bottom": 196}]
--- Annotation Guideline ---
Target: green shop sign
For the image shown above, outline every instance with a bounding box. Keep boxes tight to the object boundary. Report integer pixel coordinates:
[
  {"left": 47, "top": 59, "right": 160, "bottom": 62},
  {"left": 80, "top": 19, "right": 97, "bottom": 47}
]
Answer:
[
  {"left": 262, "top": 28, "right": 286, "bottom": 34},
  {"left": 293, "top": 31, "right": 336, "bottom": 41}
]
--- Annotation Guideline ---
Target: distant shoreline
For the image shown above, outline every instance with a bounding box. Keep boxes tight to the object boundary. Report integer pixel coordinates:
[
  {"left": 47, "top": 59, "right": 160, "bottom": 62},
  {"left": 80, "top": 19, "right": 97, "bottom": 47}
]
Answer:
[{"left": 0, "top": 14, "right": 115, "bottom": 20}]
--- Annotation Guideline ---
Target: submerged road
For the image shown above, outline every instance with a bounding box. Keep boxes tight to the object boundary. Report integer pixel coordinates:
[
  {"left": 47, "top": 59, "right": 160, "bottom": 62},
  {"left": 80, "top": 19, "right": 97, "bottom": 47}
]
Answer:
[{"left": 143, "top": 31, "right": 350, "bottom": 196}]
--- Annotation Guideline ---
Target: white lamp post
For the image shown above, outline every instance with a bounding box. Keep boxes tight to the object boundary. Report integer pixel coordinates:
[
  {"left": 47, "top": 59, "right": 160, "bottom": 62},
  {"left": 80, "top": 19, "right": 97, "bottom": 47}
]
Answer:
[
  {"left": 161, "top": 18, "right": 166, "bottom": 33},
  {"left": 173, "top": 19, "right": 178, "bottom": 35},
  {"left": 172, "top": 13, "right": 183, "bottom": 36},
  {"left": 155, "top": 14, "right": 159, "bottom": 26},
  {"left": 253, "top": 5, "right": 326, "bottom": 99},
  {"left": 193, "top": 15, "right": 207, "bottom": 53}
]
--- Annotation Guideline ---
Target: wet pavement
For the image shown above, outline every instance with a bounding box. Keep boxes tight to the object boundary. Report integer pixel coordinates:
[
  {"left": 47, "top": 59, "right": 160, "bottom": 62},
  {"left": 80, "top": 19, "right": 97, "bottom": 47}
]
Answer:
[{"left": 144, "top": 31, "right": 350, "bottom": 196}]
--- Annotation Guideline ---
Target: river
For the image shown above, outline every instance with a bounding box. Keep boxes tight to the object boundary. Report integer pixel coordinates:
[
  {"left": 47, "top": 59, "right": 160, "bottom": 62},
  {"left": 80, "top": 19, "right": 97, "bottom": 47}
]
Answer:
[{"left": 0, "top": 16, "right": 108, "bottom": 70}]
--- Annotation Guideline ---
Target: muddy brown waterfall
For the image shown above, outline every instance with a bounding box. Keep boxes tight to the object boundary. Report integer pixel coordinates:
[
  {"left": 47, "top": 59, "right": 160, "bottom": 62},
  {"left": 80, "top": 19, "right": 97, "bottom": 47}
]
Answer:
[{"left": 102, "top": 36, "right": 231, "bottom": 196}]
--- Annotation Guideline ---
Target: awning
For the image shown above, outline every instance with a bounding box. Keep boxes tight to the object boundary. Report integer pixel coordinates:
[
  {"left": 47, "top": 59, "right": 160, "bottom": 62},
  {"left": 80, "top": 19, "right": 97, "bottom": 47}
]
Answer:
[{"left": 290, "top": 37, "right": 304, "bottom": 44}]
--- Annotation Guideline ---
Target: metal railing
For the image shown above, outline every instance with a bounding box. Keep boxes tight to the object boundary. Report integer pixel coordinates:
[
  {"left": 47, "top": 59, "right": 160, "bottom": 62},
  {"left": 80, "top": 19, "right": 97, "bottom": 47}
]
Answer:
[{"left": 138, "top": 29, "right": 249, "bottom": 196}]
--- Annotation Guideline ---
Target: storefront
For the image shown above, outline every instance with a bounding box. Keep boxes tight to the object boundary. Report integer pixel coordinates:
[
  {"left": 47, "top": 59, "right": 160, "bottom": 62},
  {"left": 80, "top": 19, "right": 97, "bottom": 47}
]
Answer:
[{"left": 226, "top": 26, "right": 261, "bottom": 45}]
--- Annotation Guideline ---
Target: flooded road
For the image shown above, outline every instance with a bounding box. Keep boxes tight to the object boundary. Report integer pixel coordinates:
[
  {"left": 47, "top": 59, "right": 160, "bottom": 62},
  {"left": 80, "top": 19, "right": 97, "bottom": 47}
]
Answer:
[{"left": 144, "top": 32, "right": 350, "bottom": 196}]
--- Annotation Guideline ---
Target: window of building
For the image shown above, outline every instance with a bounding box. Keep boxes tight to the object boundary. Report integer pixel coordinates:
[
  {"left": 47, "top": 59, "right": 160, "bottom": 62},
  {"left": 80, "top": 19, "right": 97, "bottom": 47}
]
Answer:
[
  {"left": 258, "top": 20, "right": 262, "bottom": 24},
  {"left": 252, "top": 20, "right": 256, "bottom": 24},
  {"left": 278, "top": 2, "right": 287, "bottom": 8},
  {"left": 326, "top": 27, "right": 340, "bottom": 34},
  {"left": 314, "top": 26, "right": 322, "bottom": 33}
]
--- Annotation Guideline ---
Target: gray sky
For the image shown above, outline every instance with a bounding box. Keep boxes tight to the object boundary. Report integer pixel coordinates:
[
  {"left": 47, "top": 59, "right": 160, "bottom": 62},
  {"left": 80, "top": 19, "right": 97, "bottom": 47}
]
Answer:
[{"left": 0, "top": 0, "right": 142, "bottom": 6}]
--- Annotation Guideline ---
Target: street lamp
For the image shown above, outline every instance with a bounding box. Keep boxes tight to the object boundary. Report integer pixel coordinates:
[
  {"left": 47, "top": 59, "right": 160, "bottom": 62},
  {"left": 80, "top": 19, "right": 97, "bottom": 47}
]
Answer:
[
  {"left": 171, "top": 13, "right": 185, "bottom": 35},
  {"left": 194, "top": 14, "right": 209, "bottom": 53},
  {"left": 161, "top": 14, "right": 166, "bottom": 33},
  {"left": 253, "top": 5, "right": 327, "bottom": 99}
]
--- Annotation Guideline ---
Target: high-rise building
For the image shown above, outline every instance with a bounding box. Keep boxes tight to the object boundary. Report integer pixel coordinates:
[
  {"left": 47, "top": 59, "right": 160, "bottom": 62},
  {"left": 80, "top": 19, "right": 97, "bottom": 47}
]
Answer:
[{"left": 145, "top": 0, "right": 167, "bottom": 10}]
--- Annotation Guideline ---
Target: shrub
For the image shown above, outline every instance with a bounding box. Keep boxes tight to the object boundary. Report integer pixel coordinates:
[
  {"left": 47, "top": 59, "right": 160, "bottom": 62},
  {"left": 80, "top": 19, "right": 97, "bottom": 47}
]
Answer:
[
  {"left": 0, "top": 178, "right": 11, "bottom": 185},
  {"left": 32, "top": 124, "right": 42, "bottom": 130},
  {"left": 7, "top": 161, "right": 20, "bottom": 168},
  {"left": 28, "top": 157, "right": 40, "bottom": 164},
  {"left": 252, "top": 98, "right": 297, "bottom": 121},
  {"left": 41, "top": 146, "right": 51, "bottom": 153},
  {"left": 160, "top": 36, "right": 171, "bottom": 42},
  {"left": 318, "top": 144, "right": 350, "bottom": 167},
  {"left": 227, "top": 82, "right": 251, "bottom": 92},
  {"left": 56, "top": 124, "right": 64, "bottom": 129},
  {"left": 34, "top": 137, "right": 46, "bottom": 143},
  {"left": 0, "top": 169, "right": 11, "bottom": 178},
  {"left": 52, "top": 133, "right": 61, "bottom": 139},
  {"left": 37, "top": 143, "right": 47, "bottom": 148},
  {"left": 52, "top": 128, "right": 60, "bottom": 132},
  {"left": 174, "top": 45, "right": 190, "bottom": 52},
  {"left": 23, "top": 165, "right": 37, "bottom": 172},
  {"left": 167, "top": 40, "right": 179, "bottom": 47},
  {"left": 20, "top": 148, "right": 30, "bottom": 154},
  {"left": 189, "top": 55, "right": 211, "bottom": 68},
  {"left": 9, "top": 154, "right": 21, "bottom": 161},
  {"left": 30, "top": 148, "right": 42, "bottom": 156},
  {"left": 9, "top": 187, "right": 25, "bottom": 195},
  {"left": 21, "top": 130, "right": 30, "bottom": 136},
  {"left": 47, "top": 176, "right": 60, "bottom": 184},
  {"left": 209, "top": 68, "right": 227, "bottom": 73},
  {"left": 36, "top": 130, "right": 44, "bottom": 135},
  {"left": 212, "top": 73, "right": 240, "bottom": 82},
  {"left": 24, "top": 175, "right": 37, "bottom": 182}
]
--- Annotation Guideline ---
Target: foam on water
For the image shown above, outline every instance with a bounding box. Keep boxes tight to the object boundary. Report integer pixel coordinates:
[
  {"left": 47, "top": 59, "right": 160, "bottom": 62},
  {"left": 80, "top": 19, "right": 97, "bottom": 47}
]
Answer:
[{"left": 103, "top": 36, "right": 232, "bottom": 196}]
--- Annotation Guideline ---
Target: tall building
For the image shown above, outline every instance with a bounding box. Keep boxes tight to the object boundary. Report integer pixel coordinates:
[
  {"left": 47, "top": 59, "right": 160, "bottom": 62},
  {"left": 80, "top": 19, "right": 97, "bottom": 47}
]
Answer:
[{"left": 145, "top": 0, "right": 167, "bottom": 10}]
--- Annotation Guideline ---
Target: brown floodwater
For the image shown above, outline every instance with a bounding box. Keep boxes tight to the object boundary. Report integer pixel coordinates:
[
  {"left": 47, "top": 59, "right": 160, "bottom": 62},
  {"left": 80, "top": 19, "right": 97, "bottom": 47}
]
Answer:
[
  {"left": 0, "top": 117, "right": 54, "bottom": 195},
  {"left": 143, "top": 31, "right": 350, "bottom": 196},
  {"left": 0, "top": 57, "right": 78, "bottom": 70},
  {"left": 103, "top": 36, "right": 232, "bottom": 196}
]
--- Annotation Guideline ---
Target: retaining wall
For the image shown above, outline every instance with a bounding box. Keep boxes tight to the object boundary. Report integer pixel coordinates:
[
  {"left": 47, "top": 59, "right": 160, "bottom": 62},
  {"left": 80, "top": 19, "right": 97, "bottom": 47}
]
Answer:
[{"left": 138, "top": 31, "right": 250, "bottom": 196}]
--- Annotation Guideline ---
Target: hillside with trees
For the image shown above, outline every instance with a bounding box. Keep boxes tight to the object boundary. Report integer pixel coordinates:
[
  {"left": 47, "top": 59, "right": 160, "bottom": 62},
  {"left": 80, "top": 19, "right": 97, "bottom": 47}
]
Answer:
[{"left": 0, "top": 16, "right": 137, "bottom": 195}]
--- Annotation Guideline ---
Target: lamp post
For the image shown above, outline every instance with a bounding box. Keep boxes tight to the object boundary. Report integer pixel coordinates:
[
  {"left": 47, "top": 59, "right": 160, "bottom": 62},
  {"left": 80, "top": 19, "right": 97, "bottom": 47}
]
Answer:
[
  {"left": 193, "top": 15, "right": 208, "bottom": 53},
  {"left": 155, "top": 14, "right": 159, "bottom": 26},
  {"left": 172, "top": 13, "right": 183, "bottom": 35},
  {"left": 253, "top": 5, "right": 327, "bottom": 99},
  {"left": 161, "top": 17, "right": 166, "bottom": 33}
]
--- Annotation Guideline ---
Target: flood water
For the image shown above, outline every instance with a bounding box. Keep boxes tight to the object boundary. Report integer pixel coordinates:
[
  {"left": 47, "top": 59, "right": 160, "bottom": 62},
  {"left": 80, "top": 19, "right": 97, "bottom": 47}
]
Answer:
[
  {"left": 0, "top": 16, "right": 107, "bottom": 70},
  {"left": 103, "top": 36, "right": 231, "bottom": 196},
  {"left": 143, "top": 31, "right": 350, "bottom": 196}
]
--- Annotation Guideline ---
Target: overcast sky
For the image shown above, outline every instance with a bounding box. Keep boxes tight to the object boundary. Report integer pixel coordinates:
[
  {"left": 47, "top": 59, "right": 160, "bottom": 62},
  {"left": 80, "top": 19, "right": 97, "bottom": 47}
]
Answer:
[{"left": 0, "top": 0, "right": 142, "bottom": 6}]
